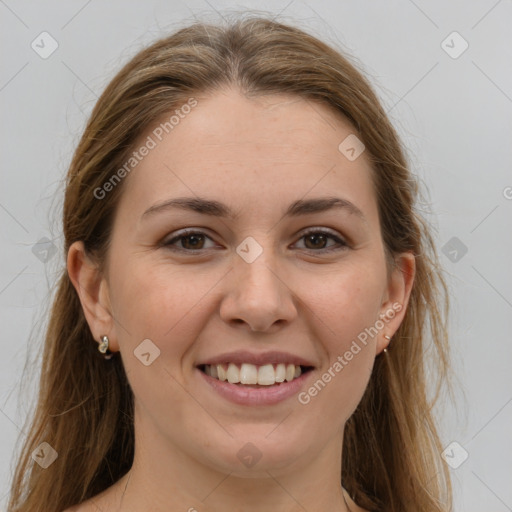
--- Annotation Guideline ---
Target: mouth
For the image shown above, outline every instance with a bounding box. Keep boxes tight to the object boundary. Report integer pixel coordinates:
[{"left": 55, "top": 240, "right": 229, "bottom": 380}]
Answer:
[{"left": 196, "top": 363, "right": 315, "bottom": 388}]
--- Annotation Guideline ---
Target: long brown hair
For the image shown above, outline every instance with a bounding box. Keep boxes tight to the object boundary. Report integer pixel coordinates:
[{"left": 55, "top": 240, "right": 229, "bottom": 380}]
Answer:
[{"left": 7, "top": 13, "right": 453, "bottom": 512}]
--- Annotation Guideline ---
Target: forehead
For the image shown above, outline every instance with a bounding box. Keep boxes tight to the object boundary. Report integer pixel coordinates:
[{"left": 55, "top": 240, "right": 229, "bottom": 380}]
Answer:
[{"left": 117, "top": 87, "right": 378, "bottom": 225}]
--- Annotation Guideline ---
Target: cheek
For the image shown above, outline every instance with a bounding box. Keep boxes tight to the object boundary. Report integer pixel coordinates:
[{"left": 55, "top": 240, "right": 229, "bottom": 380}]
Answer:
[
  {"left": 109, "top": 259, "right": 218, "bottom": 349},
  {"left": 301, "top": 260, "right": 384, "bottom": 343},
  {"left": 109, "top": 262, "right": 210, "bottom": 410},
  {"left": 296, "top": 263, "right": 383, "bottom": 416}
]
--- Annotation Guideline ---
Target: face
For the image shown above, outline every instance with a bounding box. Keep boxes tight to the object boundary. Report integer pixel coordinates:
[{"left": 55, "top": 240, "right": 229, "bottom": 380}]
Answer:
[{"left": 73, "top": 86, "right": 413, "bottom": 478}]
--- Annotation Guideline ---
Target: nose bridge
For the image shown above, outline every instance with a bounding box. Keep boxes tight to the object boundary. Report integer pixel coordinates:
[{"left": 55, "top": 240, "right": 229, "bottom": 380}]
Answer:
[
  {"left": 236, "top": 240, "right": 284, "bottom": 307},
  {"left": 220, "top": 237, "right": 296, "bottom": 331},
  {"left": 239, "top": 250, "right": 281, "bottom": 298}
]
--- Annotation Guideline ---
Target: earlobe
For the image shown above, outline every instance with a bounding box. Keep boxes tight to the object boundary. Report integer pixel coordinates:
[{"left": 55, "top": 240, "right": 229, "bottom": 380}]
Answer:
[
  {"left": 67, "top": 241, "right": 118, "bottom": 352},
  {"left": 376, "top": 251, "right": 416, "bottom": 355}
]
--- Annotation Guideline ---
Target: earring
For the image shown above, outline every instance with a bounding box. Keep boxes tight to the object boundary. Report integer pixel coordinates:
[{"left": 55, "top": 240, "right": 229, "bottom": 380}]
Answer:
[
  {"left": 98, "top": 335, "right": 113, "bottom": 360},
  {"left": 383, "top": 334, "right": 391, "bottom": 353}
]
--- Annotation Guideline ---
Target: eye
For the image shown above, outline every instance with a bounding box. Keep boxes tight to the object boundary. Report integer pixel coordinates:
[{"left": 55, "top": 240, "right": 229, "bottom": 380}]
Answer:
[
  {"left": 294, "top": 228, "right": 348, "bottom": 253},
  {"left": 162, "top": 228, "right": 348, "bottom": 254},
  {"left": 163, "top": 229, "right": 217, "bottom": 252}
]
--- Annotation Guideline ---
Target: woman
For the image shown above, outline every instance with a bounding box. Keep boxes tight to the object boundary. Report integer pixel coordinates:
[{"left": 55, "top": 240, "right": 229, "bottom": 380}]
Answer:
[{"left": 8, "top": 14, "right": 452, "bottom": 512}]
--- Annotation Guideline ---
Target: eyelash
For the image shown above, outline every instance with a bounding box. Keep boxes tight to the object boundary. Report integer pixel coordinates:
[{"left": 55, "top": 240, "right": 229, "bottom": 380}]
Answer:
[{"left": 162, "top": 228, "right": 348, "bottom": 254}]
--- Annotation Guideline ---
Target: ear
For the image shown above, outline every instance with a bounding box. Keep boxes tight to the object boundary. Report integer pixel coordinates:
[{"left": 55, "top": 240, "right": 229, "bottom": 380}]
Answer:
[
  {"left": 67, "top": 241, "right": 119, "bottom": 352},
  {"left": 376, "top": 251, "right": 415, "bottom": 355}
]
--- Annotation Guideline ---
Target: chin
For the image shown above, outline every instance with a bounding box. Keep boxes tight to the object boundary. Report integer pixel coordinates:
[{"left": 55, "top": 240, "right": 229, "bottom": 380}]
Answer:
[{"left": 213, "top": 438, "right": 307, "bottom": 477}]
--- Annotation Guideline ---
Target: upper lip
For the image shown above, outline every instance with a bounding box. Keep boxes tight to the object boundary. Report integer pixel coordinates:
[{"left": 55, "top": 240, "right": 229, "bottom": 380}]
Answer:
[{"left": 196, "top": 350, "right": 316, "bottom": 368}]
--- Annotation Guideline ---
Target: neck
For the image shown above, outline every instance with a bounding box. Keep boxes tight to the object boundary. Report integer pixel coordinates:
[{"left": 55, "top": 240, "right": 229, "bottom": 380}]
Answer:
[
  {"left": 111, "top": 468, "right": 354, "bottom": 512},
  {"left": 97, "top": 407, "right": 354, "bottom": 512}
]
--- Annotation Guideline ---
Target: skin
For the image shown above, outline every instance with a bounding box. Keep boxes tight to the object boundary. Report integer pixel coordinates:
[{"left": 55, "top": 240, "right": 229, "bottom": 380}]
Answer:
[{"left": 67, "top": 86, "right": 415, "bottom": 512}]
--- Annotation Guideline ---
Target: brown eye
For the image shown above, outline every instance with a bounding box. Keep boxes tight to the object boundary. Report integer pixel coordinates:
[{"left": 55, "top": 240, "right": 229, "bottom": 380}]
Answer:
[
  {"left": 163, "top": 230, "right": 216, "bottom": 252},
  {"left": 163, "top": 228, "right": 348, "bottom": 254},
  {"left": 180, "top": 233, "right": 206, "bottom": 250},
  {"left": 296, "top": 229, "right": 348, "bottom": 253},
  {"left": 304, "top": 233, "right": 328, "bottom": 250}
]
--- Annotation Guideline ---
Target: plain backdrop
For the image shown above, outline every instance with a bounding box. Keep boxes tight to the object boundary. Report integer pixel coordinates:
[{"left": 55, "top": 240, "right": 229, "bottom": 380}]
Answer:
[{"left": 1, "top": 1, "right": 511, "bottom": 510}]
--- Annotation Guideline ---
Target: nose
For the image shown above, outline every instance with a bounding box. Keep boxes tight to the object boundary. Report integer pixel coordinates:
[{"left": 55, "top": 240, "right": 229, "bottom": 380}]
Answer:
[{"left": 219, "top": 250, "right": 298, "bottom": 333}]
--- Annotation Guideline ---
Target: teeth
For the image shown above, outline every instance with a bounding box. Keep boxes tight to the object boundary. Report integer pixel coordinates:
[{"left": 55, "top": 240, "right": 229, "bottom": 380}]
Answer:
[
  {"left": 275, "top": 363, "right": 286, "bottom": 383},
  {"left": 287, "top": 364, "right": 296, "bottom": 381},
  {"left": 203, "top": 362, "right": 304, "bottom": 385},
  {"left": 226, "top": 363, "right": 240, "bottom": 384},
  {"left": 217, "top": 364, "right": 227, "bottom": 381},
  {"left": 240, "top": 363, "right": 258, "bottom": 384},
  {"left": 257, "top": 364, "right": 276, "bottom": 385}
]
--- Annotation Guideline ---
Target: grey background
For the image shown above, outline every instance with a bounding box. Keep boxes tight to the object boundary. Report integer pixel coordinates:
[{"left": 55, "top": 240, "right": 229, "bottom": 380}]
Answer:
[{"left": 1, "top": 1, "right": 511, "bottom": 510}]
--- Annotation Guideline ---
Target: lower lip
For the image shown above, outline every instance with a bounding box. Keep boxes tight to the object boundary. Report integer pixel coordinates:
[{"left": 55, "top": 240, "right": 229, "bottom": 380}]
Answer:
[{"left": 196, "top": 368, "right": 313, "bottom": 406}]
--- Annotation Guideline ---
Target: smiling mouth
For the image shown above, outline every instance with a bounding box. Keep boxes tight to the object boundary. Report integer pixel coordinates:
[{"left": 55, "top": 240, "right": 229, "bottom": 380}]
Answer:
[{"left": 197, "top": 363, "right": 314, "bottom": 387}]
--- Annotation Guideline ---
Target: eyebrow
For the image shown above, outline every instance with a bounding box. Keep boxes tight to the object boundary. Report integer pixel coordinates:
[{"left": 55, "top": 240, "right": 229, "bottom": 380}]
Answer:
[{"left": 142, "top": 196, "right": 367, "bottom": 222}]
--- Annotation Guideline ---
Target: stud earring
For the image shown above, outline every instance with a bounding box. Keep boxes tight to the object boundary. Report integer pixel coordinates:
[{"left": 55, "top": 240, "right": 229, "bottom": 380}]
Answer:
[
  {"left": 383, "top": 334, "right": 391, "bottom": 353},
  {"left": 98, "top": 335, "right": 113, "bottom": 360}
]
